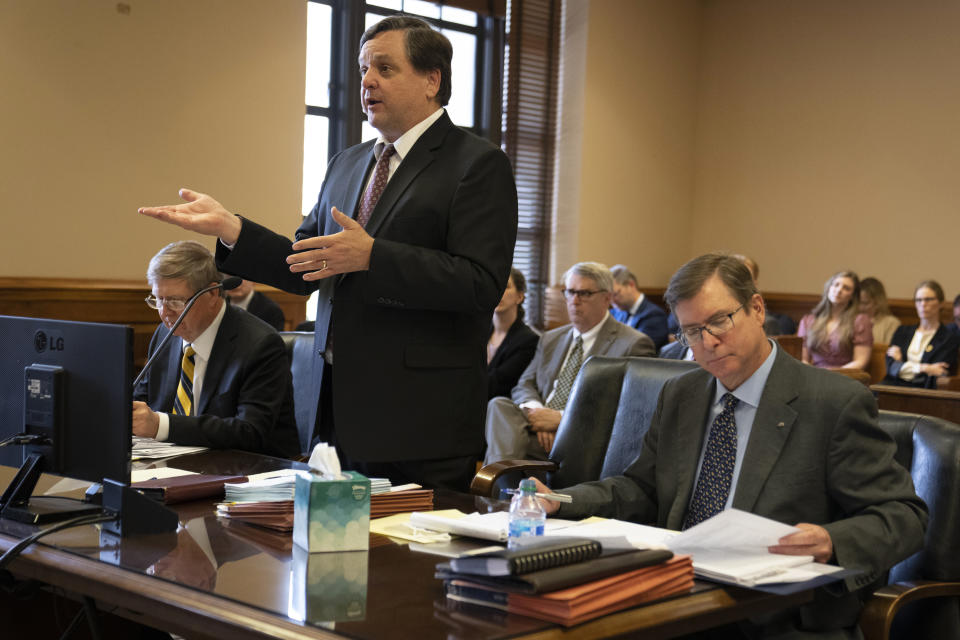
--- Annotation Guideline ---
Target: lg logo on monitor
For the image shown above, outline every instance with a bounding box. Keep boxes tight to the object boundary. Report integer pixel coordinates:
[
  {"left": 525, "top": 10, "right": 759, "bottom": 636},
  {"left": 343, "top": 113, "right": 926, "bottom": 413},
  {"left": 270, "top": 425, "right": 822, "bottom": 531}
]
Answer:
[{"left": 34, "top": 330, "right": 65, "bottom": 353}]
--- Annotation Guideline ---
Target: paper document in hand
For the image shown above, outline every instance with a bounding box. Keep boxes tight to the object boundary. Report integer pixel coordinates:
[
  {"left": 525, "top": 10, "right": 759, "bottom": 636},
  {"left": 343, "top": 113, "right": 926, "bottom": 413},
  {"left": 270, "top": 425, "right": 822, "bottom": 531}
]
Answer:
[
  {"left": 671, "top": 508, "right": 799, "bottom": 549},
  {"left": 545, "top": 519, "right": 676, "bottom": 551},
  {"left": 548, "top": 509, "right": 846, "bottom": 587}
]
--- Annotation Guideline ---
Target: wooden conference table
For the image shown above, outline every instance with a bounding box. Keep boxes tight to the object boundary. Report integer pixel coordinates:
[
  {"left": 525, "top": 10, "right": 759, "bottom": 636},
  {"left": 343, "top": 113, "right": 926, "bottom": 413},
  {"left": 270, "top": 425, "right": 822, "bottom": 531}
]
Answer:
[{"left": 0, "top": 451, "right": 812, "bottom": 640}]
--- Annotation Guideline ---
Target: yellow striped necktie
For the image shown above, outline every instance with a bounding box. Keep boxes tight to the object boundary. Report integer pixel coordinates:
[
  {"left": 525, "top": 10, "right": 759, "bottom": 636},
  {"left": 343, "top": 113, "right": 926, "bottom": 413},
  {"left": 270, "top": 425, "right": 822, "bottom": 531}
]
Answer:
[{"left": 172, "top": 345, "right": 196, "bottom": 416}]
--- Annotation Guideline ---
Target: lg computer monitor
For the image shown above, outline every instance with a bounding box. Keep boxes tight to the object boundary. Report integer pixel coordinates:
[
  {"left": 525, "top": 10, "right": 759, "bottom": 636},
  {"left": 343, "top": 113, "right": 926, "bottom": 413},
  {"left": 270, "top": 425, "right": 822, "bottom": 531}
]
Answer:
[{"left": 0, "top": 315, "right": 132, "bottom": 523}]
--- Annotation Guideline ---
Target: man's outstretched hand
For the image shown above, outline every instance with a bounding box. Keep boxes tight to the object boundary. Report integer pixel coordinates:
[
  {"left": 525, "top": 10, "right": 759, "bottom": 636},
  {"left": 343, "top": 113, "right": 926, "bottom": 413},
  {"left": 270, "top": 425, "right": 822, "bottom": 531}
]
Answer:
[{"left": 139, "top": 188, "right": 242, "bottom": 245}]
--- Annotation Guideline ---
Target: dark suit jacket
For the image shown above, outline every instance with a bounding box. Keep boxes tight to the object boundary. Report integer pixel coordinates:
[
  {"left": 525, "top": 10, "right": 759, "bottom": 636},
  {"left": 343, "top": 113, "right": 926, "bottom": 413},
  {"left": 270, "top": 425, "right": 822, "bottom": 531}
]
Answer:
[
  {"left": 658, "top": 340, "right": 690, "bottom": 360},
  {"left": 217, "top": 112, "right": 517, "bottom": 465},
  {"left": 884, "top": 324, "right": 960, "bottom": 388},
  {"left": 487, "top": 318, "right": 539, "bottom": 399},
  {"left": 611, "top": 297, "right": 668, "bottom": 349},
  {"left": 512, "top": 314, "right": 656, "bottom": 405},
  {"left": 244, "top": 290, "right": 285, "bottom": 331},
  {"left": 134, "top": 305, "right": 300, "bottom": 458},
  {"left": 559, "top": 348, "right": 927, "bottom": 632}
]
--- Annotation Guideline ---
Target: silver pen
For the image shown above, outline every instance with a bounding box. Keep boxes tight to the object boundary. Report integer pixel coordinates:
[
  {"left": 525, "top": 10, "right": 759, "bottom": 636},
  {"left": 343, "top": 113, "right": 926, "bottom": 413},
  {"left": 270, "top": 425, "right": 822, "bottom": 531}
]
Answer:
[{"left": 502, "top": 488, "right": 573, "bottom": 503}]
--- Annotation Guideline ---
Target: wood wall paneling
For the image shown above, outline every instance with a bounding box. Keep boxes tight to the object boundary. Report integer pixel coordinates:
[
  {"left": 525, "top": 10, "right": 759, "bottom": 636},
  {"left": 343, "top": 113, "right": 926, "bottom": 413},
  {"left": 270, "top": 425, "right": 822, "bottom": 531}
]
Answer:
[{"left": 0, "top": 278, "right": 307, "bottom": 367}]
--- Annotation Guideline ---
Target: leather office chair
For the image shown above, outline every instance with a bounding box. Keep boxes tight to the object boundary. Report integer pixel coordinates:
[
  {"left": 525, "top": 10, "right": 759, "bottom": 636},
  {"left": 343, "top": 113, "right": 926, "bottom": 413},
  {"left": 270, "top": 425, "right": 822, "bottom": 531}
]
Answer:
[
  {"left": 471, "top": 356, "right": 698, "bottom": 497},
  {"left": 279, "top": 331, "right": 316, "bottom": 454},
  {"left": 472, "top": 355, "right": 960, "bottom": 640},
  {"left": 860, "top": 410, "right": 960, "bottom": 640}
]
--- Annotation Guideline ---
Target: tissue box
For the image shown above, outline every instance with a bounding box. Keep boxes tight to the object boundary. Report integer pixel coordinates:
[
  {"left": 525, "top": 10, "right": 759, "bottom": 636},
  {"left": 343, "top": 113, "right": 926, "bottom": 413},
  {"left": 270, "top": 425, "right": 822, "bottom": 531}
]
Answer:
[
  {"left": 293, "top": 471, "right": 370, "bottom": 552},
  {"left": 288, "top": 546, "right": 368, "bottom": 624}
]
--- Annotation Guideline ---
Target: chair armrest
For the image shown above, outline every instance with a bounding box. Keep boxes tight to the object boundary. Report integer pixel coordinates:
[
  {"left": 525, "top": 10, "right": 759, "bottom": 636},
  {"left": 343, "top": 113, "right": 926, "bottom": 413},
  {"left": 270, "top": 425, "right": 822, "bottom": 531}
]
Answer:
[
  {"left": 860, "top": 580, "right": 960, "bottom": 640},
  {"left": 470, "top": 460, "right": 558, "bottom": 498}
]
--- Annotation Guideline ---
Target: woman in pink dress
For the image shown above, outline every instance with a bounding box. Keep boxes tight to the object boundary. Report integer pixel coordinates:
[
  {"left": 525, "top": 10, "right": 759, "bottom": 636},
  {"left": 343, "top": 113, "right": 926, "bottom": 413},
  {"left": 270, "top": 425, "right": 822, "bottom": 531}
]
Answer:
[{"left": 798, "top": 271, "right": 873, "bottom": 370}]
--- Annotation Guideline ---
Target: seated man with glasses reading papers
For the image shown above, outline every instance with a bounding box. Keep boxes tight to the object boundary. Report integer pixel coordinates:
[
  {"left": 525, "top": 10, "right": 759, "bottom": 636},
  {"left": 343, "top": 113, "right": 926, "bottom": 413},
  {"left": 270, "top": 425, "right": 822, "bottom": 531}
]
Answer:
[
  {"left": 484, "top": 262, "right": 655, "bottom": 464},
  {"left": 536, "top": 253, "right": 927, "bottom": 639},
  {"left": 134, "top": 241, "right": 300, "bottom": 458}
]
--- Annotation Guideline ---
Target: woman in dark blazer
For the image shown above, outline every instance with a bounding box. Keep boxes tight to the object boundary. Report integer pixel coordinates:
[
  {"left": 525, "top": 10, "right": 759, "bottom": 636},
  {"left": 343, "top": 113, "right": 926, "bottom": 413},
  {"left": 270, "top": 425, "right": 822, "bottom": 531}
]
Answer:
[
  {"left": 487, "top": 268, "right": 539, "bottom": 399},
  {"left": 884, "top": 279, "right": 960, "bottom": 388}
]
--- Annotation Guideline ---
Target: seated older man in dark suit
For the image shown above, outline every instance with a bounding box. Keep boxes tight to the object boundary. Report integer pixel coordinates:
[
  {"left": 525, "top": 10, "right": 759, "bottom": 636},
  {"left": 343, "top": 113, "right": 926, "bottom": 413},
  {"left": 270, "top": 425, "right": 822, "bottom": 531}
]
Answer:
[
  {"left": 484, "top": 262, "right": 655, "bottom": 463},
  {"left": 133, "top": 241, "right": 300, "bottom": 458},
  {"left": 537, "top": 253, "right": 927, "bottom": 639}
]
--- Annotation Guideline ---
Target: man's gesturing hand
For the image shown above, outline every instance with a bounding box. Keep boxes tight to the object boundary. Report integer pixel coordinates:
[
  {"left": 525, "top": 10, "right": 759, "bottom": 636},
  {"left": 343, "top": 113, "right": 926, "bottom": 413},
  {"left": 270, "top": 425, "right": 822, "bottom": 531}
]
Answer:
[
  {"left": 288, "top": 207, "right": 375, "bottom": 281},
  {"left": 139, "top": 188, "right": 242, "bottom": 245}
]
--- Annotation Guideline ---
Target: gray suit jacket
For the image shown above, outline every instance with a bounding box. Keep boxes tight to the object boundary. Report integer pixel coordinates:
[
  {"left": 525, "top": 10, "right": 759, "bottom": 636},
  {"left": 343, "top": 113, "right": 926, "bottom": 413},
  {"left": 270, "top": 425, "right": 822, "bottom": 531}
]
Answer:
[
  {"left": 559, "top": 348, "right": 927, "bottom": 632},
  {"left": 512, "top": 314, "right": 655, "bottom": 405}
]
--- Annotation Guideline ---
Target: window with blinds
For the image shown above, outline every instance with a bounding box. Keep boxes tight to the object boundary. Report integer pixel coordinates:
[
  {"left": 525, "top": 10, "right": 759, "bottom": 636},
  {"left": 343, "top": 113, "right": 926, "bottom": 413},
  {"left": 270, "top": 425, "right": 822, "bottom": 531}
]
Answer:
[{"left": 502, "top": 0, "right": 562, "bottom": 329}]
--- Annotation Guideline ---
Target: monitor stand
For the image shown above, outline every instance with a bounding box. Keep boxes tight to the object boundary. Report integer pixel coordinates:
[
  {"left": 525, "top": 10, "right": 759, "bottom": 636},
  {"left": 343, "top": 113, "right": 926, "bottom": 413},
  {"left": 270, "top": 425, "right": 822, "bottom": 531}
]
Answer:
[{"left": 0, "top": 453, "right": 103, "bottom": 524}]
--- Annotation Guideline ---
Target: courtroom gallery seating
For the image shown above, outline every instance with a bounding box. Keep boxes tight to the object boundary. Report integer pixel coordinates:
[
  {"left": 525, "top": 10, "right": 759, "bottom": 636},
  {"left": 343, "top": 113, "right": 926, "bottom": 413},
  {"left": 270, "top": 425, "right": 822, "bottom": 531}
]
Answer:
[{"left": 472, "top": 355, "right": 960, "bottom": 640}]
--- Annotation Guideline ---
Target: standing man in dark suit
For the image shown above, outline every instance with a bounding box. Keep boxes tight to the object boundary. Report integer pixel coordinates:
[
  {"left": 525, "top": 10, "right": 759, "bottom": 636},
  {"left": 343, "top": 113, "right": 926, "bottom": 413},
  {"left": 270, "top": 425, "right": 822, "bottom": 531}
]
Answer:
[
  {"left": 133, "top": 242, "right": 300, "bottom": 458},
  {"left": 227, "top": 279, "right": 285, "bottom": 331},
  {"left": 484, "top": 262, "right": 656, "bottom": 464},
  {"left": 138, "top": 17, "right": 517, "bottom": 490},
  {"left": 609, "top": 264, "right": 669, "bottom": 349},
  {"left": 538, "top": 253, "right": 927, "bottom": 638}
]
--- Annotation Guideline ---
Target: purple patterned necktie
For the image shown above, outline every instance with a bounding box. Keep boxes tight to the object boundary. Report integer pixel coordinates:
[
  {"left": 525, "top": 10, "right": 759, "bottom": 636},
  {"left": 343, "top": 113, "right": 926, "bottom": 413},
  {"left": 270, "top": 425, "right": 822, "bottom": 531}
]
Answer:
[
  {"left": 356, "top": 143, "right": 395, "bottom": 228},
  {"left": 683, "top": 392, "right": 739, "bottom": 529}
]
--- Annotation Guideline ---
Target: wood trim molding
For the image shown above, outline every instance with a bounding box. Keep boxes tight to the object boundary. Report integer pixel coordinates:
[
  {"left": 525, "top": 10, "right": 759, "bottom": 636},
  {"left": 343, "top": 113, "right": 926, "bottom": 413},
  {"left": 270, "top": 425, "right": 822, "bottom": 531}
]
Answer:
[{"left": 0, "top": 277, "right": 308, "bottom": 366}]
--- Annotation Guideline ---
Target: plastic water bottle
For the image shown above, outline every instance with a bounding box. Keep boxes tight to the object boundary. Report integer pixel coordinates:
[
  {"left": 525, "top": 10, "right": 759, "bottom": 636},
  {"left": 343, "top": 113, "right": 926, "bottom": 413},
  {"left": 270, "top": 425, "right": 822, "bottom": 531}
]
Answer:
[{"left": 507, "top": 478, "right": 546, "bottom": 548}]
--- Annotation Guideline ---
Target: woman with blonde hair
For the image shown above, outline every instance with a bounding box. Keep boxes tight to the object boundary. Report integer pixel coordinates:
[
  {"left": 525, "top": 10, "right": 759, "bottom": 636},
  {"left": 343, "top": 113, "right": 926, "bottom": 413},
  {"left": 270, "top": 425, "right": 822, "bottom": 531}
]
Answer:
[
  {"left": 798, "top": 271, "right": 872, "bottom": 369},
  {"left": 859, "top": 277, "right": 900, "bottom": 344},
  {"left": 884, "top": 280, "right": 959, "bottom": 388}
]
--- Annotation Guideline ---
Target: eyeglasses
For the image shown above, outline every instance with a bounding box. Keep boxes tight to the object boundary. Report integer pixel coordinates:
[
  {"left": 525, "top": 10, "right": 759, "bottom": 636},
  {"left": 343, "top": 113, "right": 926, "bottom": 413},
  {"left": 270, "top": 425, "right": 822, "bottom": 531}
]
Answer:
[
  {"left": 676, "top": 304, "right": 745, "bottom": 347},
  {"left": 914, "top": 297, "right": 939, "bottom": 304},
  {"left": 145, "top": 294, "right": 191, "bottom": 312},
  {"left": 562, "top": 288, "right": 606, "bottom": 300}
]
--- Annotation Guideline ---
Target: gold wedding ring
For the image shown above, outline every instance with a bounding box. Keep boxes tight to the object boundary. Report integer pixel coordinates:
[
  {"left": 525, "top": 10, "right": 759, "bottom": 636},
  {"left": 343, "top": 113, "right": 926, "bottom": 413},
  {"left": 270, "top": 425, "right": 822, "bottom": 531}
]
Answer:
[{"left": 321, "top": 259, "right": 328, "bottom": 271}]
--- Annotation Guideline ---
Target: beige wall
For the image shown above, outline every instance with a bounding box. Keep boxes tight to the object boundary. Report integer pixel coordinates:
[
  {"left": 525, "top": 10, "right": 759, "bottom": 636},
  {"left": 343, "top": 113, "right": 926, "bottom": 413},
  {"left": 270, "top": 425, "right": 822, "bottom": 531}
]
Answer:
[
  {"left": 567, "top": 0, "right": 960, "bottom": 301},
  {"left": 0, "top": 0, "right": 305, "bottom": 280},
  {"left": 560, "top": 0, "right": 701, "bottom": 286},
  {"left": 5, "top": 0, "right": 960, "bottom": 303},
  {"left": 692, "top": 0, "right": 960, "bottom": 299}
]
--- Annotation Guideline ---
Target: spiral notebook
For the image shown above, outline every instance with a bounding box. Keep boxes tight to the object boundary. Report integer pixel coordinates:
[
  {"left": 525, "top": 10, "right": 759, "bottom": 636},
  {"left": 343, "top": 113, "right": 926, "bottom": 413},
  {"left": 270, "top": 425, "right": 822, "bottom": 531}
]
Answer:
[{"left": 448, "top": 537, "right": 602, "bottom": 577}]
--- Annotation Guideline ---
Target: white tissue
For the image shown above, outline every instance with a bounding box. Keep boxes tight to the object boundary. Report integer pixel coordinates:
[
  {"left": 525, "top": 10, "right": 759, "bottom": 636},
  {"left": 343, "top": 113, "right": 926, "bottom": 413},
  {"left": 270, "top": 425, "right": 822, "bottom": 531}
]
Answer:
[{"left": 307, "top": 442, "right": 344, "bottom": 479}]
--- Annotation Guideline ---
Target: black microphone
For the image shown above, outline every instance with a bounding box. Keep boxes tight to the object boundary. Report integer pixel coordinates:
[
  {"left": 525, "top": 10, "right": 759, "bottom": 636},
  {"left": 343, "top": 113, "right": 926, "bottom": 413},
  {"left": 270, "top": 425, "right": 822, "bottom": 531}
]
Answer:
[{"left": 132, "top": 277, "right": 243, "bottom": 389}]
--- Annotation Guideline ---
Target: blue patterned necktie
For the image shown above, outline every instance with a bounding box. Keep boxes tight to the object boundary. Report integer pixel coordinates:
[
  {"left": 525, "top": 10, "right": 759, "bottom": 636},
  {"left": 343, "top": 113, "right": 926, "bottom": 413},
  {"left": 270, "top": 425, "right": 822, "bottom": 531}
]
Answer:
[
  {"left": 683, "top": 392, "right": 739, "bottom": 529},
  {"left": 546, "top": 336, "right": 584, "bottom": 410},
  {"left": 172, "top": 345, "right": 196, "bottom": 416}
]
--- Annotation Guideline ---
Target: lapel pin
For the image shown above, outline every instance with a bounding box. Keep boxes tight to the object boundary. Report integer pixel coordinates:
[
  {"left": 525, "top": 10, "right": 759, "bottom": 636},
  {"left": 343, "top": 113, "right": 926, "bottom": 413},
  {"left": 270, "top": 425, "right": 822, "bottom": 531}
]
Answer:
[
  {"left": 777, "top": 421, "right": 785, "bottom": 428},
  {"left": 925, "top": 344, "right": 933, "bottom": 353}
]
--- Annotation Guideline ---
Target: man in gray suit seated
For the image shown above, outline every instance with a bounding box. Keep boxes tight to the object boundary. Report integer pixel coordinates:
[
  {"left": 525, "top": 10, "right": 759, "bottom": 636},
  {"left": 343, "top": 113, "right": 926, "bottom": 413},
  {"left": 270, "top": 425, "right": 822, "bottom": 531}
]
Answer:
[
  {"left": 484, "top": 262, "right": 655, "bottom": 464},
  {"left": 537, "top": 253, "right": 927, "bottom": 639}
]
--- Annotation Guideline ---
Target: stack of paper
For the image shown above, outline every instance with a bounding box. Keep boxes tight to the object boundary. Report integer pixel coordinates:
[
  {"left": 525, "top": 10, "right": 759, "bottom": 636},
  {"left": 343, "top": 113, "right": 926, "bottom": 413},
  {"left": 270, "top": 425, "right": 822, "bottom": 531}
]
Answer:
[
  {"left": 436, "top": 546, "right": 693, "bottom": 627},
  {"left": 369, "top": 478, "right": 392, "bottom": 495},
  {"left": 370, "top": 484, "right": 433, "bottom": 518},
  {"left": 217, "top": 472, "right": 433, "bottom": 533},
  {"left": 222, "top": 469, "right": 301, "bottom": 502},
  {"left": 217, "top": 501, "right": 295, "bottom": 532},
  {"left": 131, "top": 437, "right": 207, "bottom": 460}
]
